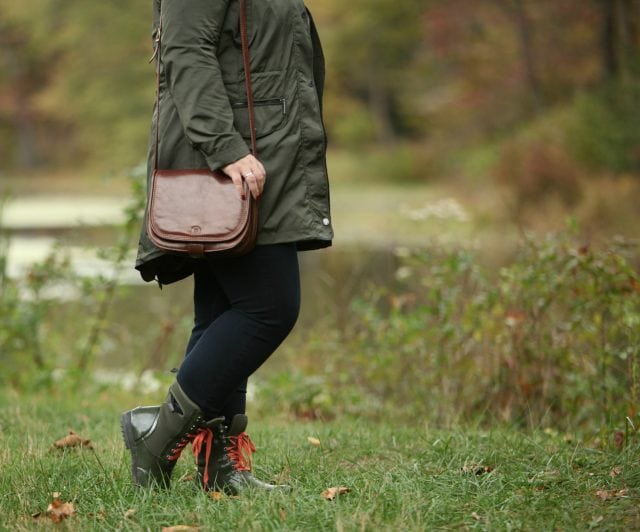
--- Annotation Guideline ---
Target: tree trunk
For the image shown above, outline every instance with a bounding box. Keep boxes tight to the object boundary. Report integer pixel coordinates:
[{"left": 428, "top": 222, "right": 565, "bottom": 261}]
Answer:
[
  {"left": 620, "top": 0, "right": 640, "bottom": 78},
  {"left": 600, "top": 0, "right": 640, "bottom": 81},
  {"left": 0, "top": 24, "right": 41, "bottom": 169},
  {"left": 601, "top": 0, "right": 620, "bottom": 80},
  {"left": 494, "top": 0, "right": 543, "bottom": 111},
  {"left": 367, "top": 57, "right": 397, "bottom": 144},
  {"left": 512, "top": 0, "right": 542, "bottom": 110}
]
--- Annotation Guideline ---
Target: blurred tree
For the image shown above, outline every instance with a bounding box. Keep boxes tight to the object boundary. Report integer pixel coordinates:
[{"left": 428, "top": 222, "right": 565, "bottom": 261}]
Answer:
[
  {"left": 599, "top": 0, "right": 640, "bottom": 80},
  {"left": 493, "top": 0, "right": 543, "bottom": 111},
  {"left": 0, "top": 0, "right": 152, "bottom": 172},
  {"left": 319, "top": 0, "right": 425, "bottom": 144},
  {"left": 0, "top": 3, "right": 52, "bottom": 169},
  {"left": 0, "top": 0, "right": 636, "bottom": 175},
  {"left": 422, "top": 0, "right": 602, "bottom": 138}
]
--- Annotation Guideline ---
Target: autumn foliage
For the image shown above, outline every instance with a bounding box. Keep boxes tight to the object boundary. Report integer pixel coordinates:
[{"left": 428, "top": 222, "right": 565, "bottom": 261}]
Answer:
[{"left": 0, "top": 0, "right": 638, "bottom": 173}]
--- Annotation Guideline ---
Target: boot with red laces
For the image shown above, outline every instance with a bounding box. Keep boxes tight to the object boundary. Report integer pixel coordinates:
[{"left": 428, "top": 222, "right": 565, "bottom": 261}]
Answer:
[
  {"left": 192, "top": 414, "right": 288, "bottom": 494},
  {"left": 121, "top": 381, "right": 222, "bottom": 488}
]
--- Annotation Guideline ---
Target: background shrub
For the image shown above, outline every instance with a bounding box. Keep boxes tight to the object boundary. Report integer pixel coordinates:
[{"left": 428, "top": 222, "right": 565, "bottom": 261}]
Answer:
[
  {"left": 569, "top": 82, "right": 640, "bottom": 173},
  {"left": 257, "top": 235, "right": 640, "bottom": 433},
  {"left": 493, "top": 139, "right": 583, "bottom": 216}
]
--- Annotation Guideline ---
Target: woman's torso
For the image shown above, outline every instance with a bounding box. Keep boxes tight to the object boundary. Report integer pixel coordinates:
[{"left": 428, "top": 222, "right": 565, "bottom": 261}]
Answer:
[{"left": 137, "top": 0, "right": 333, "bottom": 283}]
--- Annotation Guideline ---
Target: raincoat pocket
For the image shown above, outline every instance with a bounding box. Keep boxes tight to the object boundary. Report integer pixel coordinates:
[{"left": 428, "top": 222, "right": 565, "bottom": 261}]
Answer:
[{"left": 231, "top": 98, "right": 288, "bottom": 139}]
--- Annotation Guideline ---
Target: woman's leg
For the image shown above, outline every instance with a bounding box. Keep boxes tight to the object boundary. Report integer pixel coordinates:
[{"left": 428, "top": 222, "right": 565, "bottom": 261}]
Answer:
[
  {"left": 177, "top": 243, "right": 300, "bottom": 418},
  {"left": 185, "top": 261, "right": 249, "bottom": 425},
  {"left": 185, "top": 259, "right": 229, "bottom": 354}
]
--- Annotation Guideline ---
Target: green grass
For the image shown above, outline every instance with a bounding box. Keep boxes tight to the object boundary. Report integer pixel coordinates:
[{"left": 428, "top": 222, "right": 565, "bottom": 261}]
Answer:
[{"left": 1, "top": 388, "right": 639, "bottom": 530}]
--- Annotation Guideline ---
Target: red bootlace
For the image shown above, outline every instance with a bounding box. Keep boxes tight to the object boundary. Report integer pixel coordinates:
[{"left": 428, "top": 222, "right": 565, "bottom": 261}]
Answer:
[
  {"left": 167, "top": 430, "right": 200, "bottom": 461},
  {"left": 191, "top": 428, "right": 214, "bottom": 487},
  {"left": 226, "top": 432, "right": 256, "bottom": 472}
]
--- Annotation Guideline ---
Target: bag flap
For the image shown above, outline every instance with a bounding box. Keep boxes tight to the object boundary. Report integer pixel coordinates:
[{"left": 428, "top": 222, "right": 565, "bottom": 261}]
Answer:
[{"left": 148, "top": 169, "right": 250, "bottom": 242}]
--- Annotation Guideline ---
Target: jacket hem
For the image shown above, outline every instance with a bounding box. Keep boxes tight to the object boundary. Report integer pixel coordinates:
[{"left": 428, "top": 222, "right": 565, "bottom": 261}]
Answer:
[{"left": 135, "top": 233, "right": 332, "bottom": 284}]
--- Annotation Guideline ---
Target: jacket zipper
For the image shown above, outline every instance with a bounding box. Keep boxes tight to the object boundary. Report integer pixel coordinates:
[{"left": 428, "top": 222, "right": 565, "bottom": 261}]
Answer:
[{"left": 232, "top": 98, "right": 287, "bottom": 115}]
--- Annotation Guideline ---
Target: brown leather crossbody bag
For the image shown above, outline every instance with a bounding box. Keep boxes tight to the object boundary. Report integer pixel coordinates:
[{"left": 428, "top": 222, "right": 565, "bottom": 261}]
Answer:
[{"left": 147, "top": 0, "right": 258, "bottom": 257}]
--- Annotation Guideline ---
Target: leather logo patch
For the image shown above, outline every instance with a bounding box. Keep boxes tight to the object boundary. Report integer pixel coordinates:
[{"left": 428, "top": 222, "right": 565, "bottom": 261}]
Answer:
[{"left": 190, "top": 225, "right": 201, "bottom": 235}]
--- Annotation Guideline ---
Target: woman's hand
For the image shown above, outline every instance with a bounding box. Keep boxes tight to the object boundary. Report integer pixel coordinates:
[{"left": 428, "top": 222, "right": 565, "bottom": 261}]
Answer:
[{"left": 222, "top": 154, "right": 266, "bottom": 200}]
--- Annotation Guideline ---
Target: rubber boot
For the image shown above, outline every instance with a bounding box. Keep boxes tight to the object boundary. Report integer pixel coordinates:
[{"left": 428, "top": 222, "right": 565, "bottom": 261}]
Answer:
[
  {"left": 120, "top": 381, "right": 222, "bottom": 488},
  {"left": 192, "top": 414, "right": 289, "bottom": 494}
]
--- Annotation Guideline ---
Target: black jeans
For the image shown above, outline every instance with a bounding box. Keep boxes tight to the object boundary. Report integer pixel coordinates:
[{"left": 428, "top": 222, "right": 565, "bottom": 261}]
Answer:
[{"left": 177, "top": 243, "right": 300, "bottom": 420}]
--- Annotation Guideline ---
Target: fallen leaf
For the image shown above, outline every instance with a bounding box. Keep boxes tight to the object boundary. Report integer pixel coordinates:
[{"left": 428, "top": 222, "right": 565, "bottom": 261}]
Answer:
[
  {"left": 162, "top": 527, "right": 199, "bottom": 532},
  {"left": 322, "top": 487, "right": 351, "bottom": 501},
  {"left": 471, "top": 512, "right": 481, "bottom": 521},
  {"left": 462, "top": 462, "right": 493, "bottom": 475},
  {"left": 209, "top": 491, "right": 225, "bottom": 501},
  {"left": 307, "top": 437, "right": 321, "bottom": 447},
  {"left": 88, "top": 509, "right": 107, "bottom": 520},
  {"left": 505, "top": 310, "right": 526, "bottom": 327},
  {"left": 595, "top": 489, "right": 628, "bottom": 501},
  {"left": 46, "top": 494, "right": 76, "bottom": 523},
  {"left": 279, "top": 508, "right": 287, "bottom": 522},
  {"left": 609, "top": 467, "right": 622, "bottom": 477},
  {"left": 53, "top": 430, "right": 93, "bottom": 450},
  {"left": 179, "top": 472, "right": 195, "bottom": 483},
  {"left": 613, "top": 431, "right": 625, "bottom": 450},
  {"left": 124, "top": 508, "right": 136, "bottom": 519}
]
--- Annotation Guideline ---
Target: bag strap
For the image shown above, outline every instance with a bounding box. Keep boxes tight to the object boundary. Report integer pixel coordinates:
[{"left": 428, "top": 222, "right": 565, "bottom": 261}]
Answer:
[{"left": 153, "top": 0, "right": 257, "bottom": 171}]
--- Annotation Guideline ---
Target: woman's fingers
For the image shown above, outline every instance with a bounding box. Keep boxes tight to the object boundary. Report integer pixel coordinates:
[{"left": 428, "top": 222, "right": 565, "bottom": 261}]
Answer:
[
  {"left": 222, "top": 155, "right": 266, "bottom": 200},
  {"left": 242, "top": 170, "right": 260, "bottom": 199},
  {"left": 242, "top": 157, "right": 266, "bottom": 199},
  {"left": 228, "top": 172, "right": 246, "bottom": 200}
]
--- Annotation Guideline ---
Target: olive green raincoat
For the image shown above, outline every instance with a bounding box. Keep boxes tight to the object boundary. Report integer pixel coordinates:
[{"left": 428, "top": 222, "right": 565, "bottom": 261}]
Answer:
[{"left": 135, "top": 0, "right": 333, "bottom": 284}]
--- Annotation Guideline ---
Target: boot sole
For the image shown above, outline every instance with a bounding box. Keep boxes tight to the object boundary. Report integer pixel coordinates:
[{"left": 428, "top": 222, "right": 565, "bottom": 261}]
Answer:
[{"left": 120, "top": 411, "right": 140, "bottom": 487}]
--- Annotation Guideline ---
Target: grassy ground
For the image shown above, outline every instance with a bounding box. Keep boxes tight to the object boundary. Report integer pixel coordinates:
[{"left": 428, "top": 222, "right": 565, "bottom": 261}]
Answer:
[{"left": 1, "top": 388, "right": 638, "bottom": 531}]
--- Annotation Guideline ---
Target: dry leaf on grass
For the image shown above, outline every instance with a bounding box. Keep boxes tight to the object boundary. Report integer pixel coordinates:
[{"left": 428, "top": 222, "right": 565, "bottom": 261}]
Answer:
[
  {"left": 307, "top": 437, "right": 321, "bottom": 447},
  {"left": 609, "top": 467, "right": 622, "bottom": 477},
  {"left": 87, "top": 509, "right": 107, "bottom": 520},
  {"left": 53, "top": 430, "right": 93, "bottom": 450},
  {"left": 462, "top": 462, "right": 494, "bottom": 475},
  {"left": 595, "top": 489, "right": 629, "bottom": 501},
  {"left": 124, "top": 508, "right": 136, "bottom": 519},
  {"left": 471, "top": 512, "right": 481, "bottom": 521},
  {"left": 209, "top": 491, "right": 225, "bottom": 501},
  {"left": 613, "top": 431, "right": 625, "bottom": 450},
  {"left": 279, "top": 508, "right": 287, "bottom": 522},
  {"left": 322, "top": 487, "right": 351, "bottom": 501},
  {"left": 41, "top": 493, "right": 76, "bottom": 523},
  {"left": 162, "top": 527, "right": 200, "bottom": 532}
]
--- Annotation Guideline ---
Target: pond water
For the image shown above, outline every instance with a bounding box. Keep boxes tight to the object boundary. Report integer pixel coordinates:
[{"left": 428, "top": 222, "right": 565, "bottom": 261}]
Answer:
[
  {"left": 3, "top": 196, "right": 403, "bottom": 370},
  {"left": 4, "top": 193, "right": 522, "bottom": 372}
]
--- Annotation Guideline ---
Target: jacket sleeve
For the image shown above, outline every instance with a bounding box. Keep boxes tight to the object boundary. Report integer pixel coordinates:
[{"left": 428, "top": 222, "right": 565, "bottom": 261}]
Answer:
[{"left": 160, "top": 0, "right": 250, "bottom": 170}]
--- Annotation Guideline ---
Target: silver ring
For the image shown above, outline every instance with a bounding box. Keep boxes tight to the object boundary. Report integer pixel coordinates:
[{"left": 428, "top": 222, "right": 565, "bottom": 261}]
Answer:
[{"left": 243, "top": 171, "right": 255, "bottom": 178}]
